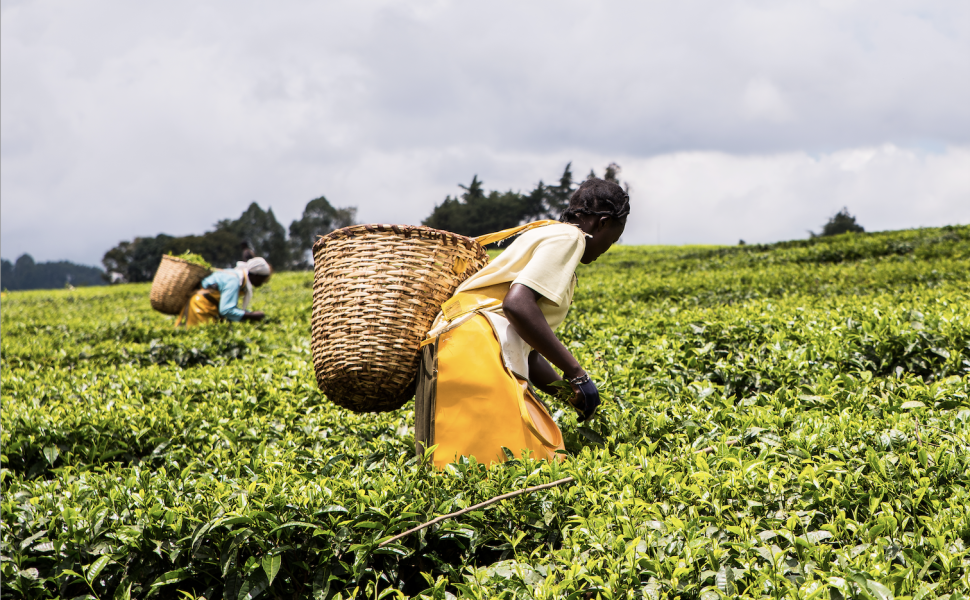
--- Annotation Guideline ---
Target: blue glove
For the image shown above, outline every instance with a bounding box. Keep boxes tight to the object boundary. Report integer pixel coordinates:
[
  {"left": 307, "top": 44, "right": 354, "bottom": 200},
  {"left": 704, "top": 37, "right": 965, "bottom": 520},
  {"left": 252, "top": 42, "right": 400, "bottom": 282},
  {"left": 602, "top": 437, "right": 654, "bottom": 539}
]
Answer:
[{"left": 570, "top": 375, "right": 601, "bottom": 422}]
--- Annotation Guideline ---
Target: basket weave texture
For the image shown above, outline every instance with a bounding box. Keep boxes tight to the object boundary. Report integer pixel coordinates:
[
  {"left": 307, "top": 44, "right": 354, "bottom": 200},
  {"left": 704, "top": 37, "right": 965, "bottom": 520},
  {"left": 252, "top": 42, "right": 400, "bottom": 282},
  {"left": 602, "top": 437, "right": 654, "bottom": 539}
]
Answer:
[
  {"left": 311, "top": 224, "right": 489, "bottom": 413},
  {"left": 150, "top": 256, "right": 212, "bottom": 315}
]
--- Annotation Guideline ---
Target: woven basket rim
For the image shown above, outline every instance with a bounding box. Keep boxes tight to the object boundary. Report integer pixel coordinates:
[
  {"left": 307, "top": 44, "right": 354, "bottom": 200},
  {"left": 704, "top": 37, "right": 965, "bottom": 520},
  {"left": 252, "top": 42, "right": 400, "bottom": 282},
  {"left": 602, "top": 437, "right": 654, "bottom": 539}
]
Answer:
[
  {"left": 160, "top": 254, "right": 212, "bottom": 270},
  {"left": 312, "top": 223, "right": 484, "bottom": 253}
]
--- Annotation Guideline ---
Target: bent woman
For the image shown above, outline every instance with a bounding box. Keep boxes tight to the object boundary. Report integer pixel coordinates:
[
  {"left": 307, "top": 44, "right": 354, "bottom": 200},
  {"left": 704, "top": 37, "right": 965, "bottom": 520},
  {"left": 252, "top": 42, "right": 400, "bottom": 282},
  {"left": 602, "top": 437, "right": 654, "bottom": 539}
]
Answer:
[
  {"left": 176, "top": 257, "right": 272, "bottom": 327},
  {"left": 415, "top": 178, "right": 629, "bottom": 468}
]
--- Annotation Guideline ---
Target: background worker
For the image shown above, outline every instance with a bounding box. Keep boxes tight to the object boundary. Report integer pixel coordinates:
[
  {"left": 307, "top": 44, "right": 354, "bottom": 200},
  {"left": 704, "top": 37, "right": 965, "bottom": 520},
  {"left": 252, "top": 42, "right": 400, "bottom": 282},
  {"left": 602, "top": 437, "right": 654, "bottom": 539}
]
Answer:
[
  {"left": 415, "top": 178, "right": 630, "bottom": 468},
  {"left": 176, "top": 257, "right": 272, "bottom": 327}
]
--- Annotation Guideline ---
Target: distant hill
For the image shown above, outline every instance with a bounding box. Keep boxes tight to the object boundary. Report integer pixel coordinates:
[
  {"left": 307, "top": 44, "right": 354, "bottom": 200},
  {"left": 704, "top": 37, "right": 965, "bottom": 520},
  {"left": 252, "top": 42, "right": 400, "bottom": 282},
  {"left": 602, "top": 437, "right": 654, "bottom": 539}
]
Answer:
[{"left": 1, "top": 254, "right": 106, "bottom": 291}]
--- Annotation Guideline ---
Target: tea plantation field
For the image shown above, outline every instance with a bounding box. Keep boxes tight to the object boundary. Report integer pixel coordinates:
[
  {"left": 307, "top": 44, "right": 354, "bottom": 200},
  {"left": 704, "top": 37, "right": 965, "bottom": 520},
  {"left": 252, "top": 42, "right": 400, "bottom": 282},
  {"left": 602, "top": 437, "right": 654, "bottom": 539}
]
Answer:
[{"left": 3, "top": 225, "right": 969, "bottom": 599}]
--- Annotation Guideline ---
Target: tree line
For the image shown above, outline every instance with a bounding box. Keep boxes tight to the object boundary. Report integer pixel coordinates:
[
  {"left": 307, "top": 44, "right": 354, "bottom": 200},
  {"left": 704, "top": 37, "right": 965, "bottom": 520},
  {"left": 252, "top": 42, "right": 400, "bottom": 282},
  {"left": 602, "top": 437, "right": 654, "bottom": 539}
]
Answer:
[
  {"left": 810, "top": 207, "right": 865, "bottom": 238},
  {"left": 99, "top": 162, "right": 621, "bottom": 284},
  {"left": 1, "top": 255, "right": 106, "bottom": 291},
  {"left": 102, "top": 196, "right": 356, "bottom": 283},
  {"left": 10, "top": 161, "right": 864, "bottom": 290},
  {"left": 422, "top": 162, "right": 624, "bottom": 237}
]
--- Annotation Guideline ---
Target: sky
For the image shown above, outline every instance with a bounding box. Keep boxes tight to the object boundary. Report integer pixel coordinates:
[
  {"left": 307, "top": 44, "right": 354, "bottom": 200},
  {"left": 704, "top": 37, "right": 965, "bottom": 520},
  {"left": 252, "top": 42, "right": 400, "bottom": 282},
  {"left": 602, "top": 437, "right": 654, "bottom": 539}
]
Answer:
[{"left": 2, "top": 0, "right": 969, "bottom": 267}]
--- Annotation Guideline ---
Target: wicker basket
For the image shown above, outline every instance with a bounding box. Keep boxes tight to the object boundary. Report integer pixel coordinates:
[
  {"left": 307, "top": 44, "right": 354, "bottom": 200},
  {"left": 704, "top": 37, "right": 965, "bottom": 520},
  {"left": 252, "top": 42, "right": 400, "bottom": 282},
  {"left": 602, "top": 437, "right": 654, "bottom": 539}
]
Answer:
[
  {"left": 311, "top": 224, "right": 490, "bottom": 413},
  {"left": 150, "top": 255, "right": 213, "bottom": 315}
]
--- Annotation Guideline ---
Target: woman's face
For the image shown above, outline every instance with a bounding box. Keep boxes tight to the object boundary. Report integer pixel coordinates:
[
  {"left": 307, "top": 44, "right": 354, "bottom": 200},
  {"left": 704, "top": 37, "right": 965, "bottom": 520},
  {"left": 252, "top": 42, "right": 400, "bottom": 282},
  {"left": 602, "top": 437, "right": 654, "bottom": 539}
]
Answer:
[
  {"left": 580, "top": 217, "right": 625, "bottom": 264},
  {"left": 249, "top": 273, "right": 271, "bottom": 287}
]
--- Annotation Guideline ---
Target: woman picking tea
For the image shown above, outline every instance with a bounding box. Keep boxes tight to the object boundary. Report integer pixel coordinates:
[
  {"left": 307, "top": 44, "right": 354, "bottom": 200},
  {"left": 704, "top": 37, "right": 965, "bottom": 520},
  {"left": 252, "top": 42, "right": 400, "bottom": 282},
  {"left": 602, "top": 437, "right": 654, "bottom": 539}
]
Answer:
[
  {"left": 176, "top": 257, "right": 272, "bottom": 327},
  {"left": 415, "top": 178, "right": 629, "bottom": 468}
]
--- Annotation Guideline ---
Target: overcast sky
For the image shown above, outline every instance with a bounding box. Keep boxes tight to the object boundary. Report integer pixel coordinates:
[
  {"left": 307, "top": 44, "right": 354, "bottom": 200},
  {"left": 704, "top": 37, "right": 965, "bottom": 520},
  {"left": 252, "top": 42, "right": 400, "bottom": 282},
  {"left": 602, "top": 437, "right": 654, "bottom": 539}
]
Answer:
[{"left": 2, "top": 0, "right": 969, "bottom": 266}]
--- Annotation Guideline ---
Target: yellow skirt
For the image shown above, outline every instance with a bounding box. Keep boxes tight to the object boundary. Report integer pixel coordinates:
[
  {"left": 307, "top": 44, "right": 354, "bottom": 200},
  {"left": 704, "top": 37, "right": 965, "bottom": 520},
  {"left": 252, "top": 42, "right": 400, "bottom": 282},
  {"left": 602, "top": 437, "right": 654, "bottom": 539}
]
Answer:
[
  {"left": 175, "top": 289, "right": 222, "bottom": 328},
  {"left": 428, "top": 314, "right": 564, "bottom": 469}
]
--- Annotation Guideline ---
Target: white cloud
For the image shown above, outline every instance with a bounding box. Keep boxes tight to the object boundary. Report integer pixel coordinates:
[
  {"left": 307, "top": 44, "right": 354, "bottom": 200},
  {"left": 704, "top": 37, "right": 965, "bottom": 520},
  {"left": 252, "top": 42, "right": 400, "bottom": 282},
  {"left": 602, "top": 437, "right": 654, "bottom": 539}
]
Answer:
[
  {"left": 742, "top": 78, "right": 792, "bottom": 123},
  {"left": 2, "top": 1, "right": 969, "bottom": 265},
  {"left": 621, "top": 144, "right": 970, "bottom": 246}
]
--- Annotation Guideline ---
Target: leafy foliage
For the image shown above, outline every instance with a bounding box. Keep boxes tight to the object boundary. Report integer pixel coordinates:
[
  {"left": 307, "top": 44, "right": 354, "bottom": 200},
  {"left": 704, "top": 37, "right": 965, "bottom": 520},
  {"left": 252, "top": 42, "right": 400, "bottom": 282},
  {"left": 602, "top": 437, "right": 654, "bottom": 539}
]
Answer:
[
  {"left": 102, "top": 231, "right": 239, "bottom": 283},
  {"left": 102, "top": 197, "right": 358, "bottom": 283},
  {"left": 213, "top": 203, "right": 291, "bottom": 269},
  {"left": 288, "top": 197, "right": 358, "bottom": 270},
  {"left": 812, "top": 207, "right": 866, "bottom": 238},
  {"left": 423, "top": 162, "right": 605, "bottom": 237},
  {"left": 169, "top": 251, "right": 213, "bottom": 270},
  {"left": 3, "top": 225, "right": 969, "bottom": 598}
]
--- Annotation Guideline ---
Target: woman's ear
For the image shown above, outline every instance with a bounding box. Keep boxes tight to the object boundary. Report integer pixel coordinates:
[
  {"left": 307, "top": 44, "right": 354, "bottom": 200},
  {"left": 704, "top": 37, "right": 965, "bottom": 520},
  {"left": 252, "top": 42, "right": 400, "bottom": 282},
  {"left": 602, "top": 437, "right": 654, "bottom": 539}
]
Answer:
[{"left": 596, "top": 215, "right": 612, "bottom": 231}]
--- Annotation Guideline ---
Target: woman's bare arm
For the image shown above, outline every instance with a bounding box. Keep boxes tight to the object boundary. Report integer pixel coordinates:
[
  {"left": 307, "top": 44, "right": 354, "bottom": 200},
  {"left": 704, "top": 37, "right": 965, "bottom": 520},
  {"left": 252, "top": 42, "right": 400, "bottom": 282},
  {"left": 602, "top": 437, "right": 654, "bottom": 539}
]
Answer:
[{"left": 504, "top": 283, "right": 584, "bottom": 380}]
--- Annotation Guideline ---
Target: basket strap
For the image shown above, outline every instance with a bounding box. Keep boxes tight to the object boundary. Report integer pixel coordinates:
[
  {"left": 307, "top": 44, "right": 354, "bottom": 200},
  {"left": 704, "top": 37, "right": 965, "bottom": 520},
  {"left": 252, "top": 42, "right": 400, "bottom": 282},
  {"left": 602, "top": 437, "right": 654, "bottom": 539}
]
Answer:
[
  {"left": 440, "top": 292, "right": 502, "bottom": 321},
  {"left": 474, "top": 219, "right": 560, "bottom": 247}
]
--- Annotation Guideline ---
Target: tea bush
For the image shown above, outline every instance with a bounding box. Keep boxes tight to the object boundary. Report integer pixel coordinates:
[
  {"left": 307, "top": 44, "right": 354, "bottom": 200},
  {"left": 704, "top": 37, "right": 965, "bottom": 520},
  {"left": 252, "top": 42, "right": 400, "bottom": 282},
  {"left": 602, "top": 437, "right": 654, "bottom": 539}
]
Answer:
[{"left": 2, "top": 226, "right": 969, "bottom": 599}]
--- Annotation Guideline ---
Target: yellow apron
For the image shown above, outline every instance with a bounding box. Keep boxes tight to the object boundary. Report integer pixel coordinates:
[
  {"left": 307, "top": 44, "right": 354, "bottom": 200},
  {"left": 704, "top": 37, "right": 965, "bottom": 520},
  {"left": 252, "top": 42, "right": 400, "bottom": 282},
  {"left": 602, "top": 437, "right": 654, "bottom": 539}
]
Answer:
[
  {"left": 430, "top": 312, "right": 565, "bottom": 469},
  {"left": 418, "top": 219, "right": 569, "bottom": 469},
  {"left": 175, "top": 289, "right": 222, "bottom": 328}
]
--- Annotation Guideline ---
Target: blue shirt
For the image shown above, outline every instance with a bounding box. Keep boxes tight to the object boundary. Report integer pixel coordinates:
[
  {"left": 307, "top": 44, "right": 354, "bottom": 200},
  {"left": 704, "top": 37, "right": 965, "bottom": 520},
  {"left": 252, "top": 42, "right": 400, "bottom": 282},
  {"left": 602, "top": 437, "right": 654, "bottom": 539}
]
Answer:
[{"left": 200, "top": 270, "right": 246, "bottom": 322}]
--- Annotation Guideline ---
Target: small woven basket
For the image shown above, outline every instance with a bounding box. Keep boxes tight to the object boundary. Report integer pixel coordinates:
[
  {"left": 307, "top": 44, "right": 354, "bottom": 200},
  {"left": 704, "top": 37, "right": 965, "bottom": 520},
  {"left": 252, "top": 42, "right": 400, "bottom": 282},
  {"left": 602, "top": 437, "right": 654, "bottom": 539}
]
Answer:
[
  {"left": 150, "top": 255, "right": 212, "bottom": 315},
  {"left": 311, "top": 224, "right": 489, "bottom": 413}
]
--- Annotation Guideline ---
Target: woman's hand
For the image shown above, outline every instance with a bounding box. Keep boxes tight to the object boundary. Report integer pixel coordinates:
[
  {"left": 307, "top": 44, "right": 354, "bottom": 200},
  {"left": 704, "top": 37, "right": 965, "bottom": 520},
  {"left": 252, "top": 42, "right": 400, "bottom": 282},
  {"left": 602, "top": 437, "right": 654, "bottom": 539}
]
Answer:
[
  {"left": 242, "top": 311, "right": 265, "bottom": 322},
  {"left": 568, "top": 374, "right": 601, "bottom": 422},
  {"left": 530, "top": 353, "right": 601, "bottom": 421}
]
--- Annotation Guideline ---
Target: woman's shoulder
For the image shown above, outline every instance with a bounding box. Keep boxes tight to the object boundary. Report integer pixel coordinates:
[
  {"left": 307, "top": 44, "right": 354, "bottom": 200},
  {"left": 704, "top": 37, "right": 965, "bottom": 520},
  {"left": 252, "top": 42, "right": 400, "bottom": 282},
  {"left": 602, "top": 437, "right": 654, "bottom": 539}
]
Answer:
[
  {"left": 517, "top": 222, "right": 586, "bottom": 244},
  {"left": 205, "top": 269, "right": 240, "bottom": 285}
]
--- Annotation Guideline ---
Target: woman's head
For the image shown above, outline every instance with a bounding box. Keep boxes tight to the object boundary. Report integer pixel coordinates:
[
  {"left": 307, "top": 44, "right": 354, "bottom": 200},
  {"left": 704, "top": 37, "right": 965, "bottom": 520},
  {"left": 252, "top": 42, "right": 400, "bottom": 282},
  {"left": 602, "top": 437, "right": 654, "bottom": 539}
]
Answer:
[
  {"left": 561, "top": 178, "right": 630, "bottom": 264},
  {"left": 246, "top": 257, "right": 273, "bottom": 287}
]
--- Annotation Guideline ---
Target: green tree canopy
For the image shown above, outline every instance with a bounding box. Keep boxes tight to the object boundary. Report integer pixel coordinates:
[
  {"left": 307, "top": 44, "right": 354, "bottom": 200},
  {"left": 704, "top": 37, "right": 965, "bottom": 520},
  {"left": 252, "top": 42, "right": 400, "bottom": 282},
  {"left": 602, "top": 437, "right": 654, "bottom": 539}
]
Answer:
[
  {"left": 102, "top": 196, "right": 359, "bottom": 281},
  {"left": 545, "top": 162, "right": 575, "bottom": 220},
  {"left": 215, "top": 202, "right": 290, "bottom": 268},
  {"left": 421, "top": 163, "right": 591, "bottom": 238},
  {"left": 422, "top": 175, "right": 532, "bottom": 238},
  {"left": 102, "top": 235, "right": 176, "bottom": 283},
  {"left": 101, "top": 204, "right": 285, "bottom": 282},
  {"left": 288, "top": 196, "right": 357, "bottom": 269},
  {"left": 812, "top": 207, "right": 865, "bottom": 237}
]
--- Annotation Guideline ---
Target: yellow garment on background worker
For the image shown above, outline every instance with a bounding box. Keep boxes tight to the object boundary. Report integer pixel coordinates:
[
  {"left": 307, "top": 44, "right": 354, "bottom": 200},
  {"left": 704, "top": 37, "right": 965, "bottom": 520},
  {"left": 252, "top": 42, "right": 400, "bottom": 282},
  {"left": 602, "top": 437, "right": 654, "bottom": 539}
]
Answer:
[
  {"left": 418, "top": 222, "right": 588, "bottom": 468},
  {"left": 175, "top": 289, "right": 222, "bottom": 327}
]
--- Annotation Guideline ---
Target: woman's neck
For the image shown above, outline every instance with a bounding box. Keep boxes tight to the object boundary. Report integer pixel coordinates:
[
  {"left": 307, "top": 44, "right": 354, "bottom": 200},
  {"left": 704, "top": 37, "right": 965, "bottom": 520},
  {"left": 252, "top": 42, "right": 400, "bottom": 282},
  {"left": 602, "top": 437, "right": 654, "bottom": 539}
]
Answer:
[{"left": 565, "top": 214, "right": 598, "bottom": 236}]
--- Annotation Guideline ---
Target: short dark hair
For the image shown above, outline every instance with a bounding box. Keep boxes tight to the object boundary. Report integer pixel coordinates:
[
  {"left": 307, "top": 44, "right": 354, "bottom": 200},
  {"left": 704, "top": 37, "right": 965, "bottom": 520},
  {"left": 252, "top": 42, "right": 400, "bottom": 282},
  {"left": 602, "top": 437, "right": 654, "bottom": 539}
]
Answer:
[{"left": 560, "top": 178, "right": 630, "bottom": 222}]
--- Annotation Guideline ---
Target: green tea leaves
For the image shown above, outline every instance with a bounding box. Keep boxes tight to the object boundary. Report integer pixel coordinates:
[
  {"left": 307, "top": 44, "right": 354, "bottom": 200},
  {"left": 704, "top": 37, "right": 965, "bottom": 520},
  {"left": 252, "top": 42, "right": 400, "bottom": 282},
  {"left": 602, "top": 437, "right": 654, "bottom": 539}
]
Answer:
[
  {"left": 41, "top": 445, "right": 59, "bottom": 467},
  {"left": 3, "top": 225, "right": 970, "bottom": 598}
]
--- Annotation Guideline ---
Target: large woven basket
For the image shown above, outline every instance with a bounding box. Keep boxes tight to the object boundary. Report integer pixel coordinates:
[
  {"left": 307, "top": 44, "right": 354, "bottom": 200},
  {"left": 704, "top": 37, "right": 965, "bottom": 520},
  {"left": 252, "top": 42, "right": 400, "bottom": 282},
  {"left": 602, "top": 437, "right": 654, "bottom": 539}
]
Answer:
[
  {"left": 150, "top": 255, "right": 212, "bottom": 315},
  {"left": 311, "top": 224, "right": 490, "bottom": 413}
]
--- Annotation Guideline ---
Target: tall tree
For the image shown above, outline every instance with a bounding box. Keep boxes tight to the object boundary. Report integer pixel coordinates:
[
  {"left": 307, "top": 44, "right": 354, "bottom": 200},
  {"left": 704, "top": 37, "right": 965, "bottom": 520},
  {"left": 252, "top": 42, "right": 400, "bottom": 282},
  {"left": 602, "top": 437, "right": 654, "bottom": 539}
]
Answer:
[
  {"left": 420, "top": 162, "right": 630, "bottom": 237},
  {"left": 812, "top": 207, "right": 865, "bottom": 237},
  {"left": 288, "top": 196, "right": 358, "bottom": 269},
  {"left": 423, "top": 176, "right": 530, "bottom": 238},
  {"left": 603, "top": 162, "right": 621, "bottom": 184},
  {"left": 421, "top": 175, "right": 484, "bottom": 235},
  {"left": 520, "top": 181, "right": 548, "bottom": 223},
  {"left": 1, "top": 258, "right": 13, "bottom": 287},
  {"left": 545, "top": 162, "right": 575, "bottom": 219},
  {"left": 215, "top": 202, "right": 290, "bottom": 268}
]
